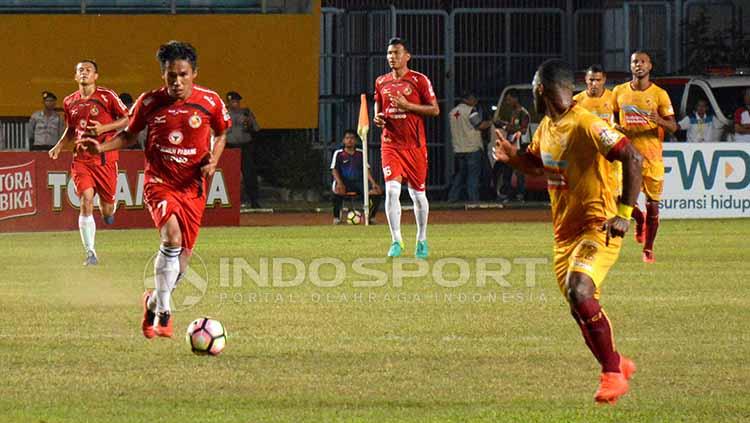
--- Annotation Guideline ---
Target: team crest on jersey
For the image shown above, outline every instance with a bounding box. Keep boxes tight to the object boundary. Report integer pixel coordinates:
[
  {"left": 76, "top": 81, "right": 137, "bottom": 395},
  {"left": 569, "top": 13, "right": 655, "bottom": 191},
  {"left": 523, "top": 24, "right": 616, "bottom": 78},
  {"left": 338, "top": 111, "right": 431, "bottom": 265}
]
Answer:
[
  {"left": 189, "top": 114, "right": 202, "bottom": 129},
  {"left": 403, "top": 87, "right": 413, "bottom": 96},
  {"left": 79, "top": 119, "right": 87, "bottom": 128},
  {"left": 168, "top": 130, "right": 184, "bottom": 145},
  {"left": 90, "top": 106, "right": 99, "bottom": 116}
]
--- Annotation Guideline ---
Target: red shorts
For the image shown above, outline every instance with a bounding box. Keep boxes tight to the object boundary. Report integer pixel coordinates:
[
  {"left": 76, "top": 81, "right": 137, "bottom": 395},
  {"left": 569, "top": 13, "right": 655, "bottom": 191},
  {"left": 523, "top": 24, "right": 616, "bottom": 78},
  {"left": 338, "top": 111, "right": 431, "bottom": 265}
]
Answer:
[
  {"left": 144, "top": 183, "right": 206, "bottom": 252},
  {"left": 71, "top": 160, "right": 118, "bottom": 204},
  {"left": 381, "top": 146, "right": 428, "bottom": 191}
]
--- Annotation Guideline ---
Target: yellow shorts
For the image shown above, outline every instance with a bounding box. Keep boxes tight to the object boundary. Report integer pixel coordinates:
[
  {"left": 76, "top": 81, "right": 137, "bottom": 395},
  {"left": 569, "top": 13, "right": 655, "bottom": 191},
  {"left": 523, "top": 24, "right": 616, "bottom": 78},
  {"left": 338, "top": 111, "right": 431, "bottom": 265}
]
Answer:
[{"left": 553, "top": 227, "right": 622, "bottom": 301}]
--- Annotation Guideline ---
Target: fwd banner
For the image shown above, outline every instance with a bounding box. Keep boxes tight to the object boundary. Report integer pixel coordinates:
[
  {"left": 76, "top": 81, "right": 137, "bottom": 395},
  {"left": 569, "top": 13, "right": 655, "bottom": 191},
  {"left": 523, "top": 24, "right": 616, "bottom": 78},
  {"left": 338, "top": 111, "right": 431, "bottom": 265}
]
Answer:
[
  {"left": 657, "top": 143, "right": 750, "bottom": 219},
  {"left": 0, "top": 150, "right": 240, "bottom": 232}
]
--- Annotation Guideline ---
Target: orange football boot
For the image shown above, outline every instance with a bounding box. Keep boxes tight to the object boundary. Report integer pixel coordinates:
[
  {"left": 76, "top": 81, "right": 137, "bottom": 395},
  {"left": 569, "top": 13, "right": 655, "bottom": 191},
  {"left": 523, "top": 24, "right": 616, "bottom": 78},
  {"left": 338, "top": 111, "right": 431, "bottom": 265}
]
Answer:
[
  {"left": 620, "top": 356, "right": 637, "bottom": 380},
  {"left": 141, "top": 290, "right": 156, "bottom": 339},
  {"left": 155, "top": 311, "right": 173, "bottom": 338},
  {"left": 594, "top": 372, "right": 629, "bottom": 405},
  {"left": 642, "top": 249, "right": 655, "bottom": 263}
]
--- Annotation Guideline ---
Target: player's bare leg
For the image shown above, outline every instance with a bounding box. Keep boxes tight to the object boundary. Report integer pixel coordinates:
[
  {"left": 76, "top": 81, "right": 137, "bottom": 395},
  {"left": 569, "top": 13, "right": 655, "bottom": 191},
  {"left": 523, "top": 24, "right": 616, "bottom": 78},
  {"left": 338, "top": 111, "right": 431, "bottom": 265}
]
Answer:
[
  {"left": 567, "top": 272, "right": 633, "bottom": 404},
  {"left": 78, "top": 188, "right": 98, "bottom": 266},
  {"left": 99, "top": 198, "right": 116, "bottom": 225},
  {"left": 407, "top": 184, "right": 429, "bottom": 259},
  {"left": 385, "top": 176, "right": 404, "bottom": 257},
  {"left": 642, "top": 199, "right": 659, "bottom": 263},
  {"left": 146, "top": 214, "right": 182, "bottom": 338}
]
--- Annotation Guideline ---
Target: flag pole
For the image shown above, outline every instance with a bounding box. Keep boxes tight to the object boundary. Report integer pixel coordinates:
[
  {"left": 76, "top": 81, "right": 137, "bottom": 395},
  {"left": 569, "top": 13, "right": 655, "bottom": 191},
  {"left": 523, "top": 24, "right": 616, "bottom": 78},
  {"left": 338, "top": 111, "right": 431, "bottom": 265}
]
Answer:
[{"left": 357, "top": 93, "right": 370, "bottom": 226}]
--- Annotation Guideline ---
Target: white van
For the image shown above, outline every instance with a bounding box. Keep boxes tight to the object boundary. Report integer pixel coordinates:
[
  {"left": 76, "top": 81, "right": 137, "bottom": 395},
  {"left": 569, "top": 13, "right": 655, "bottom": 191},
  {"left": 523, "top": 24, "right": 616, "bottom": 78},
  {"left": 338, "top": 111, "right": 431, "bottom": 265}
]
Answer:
[{"left": 678, "top": 75, "right": 750, "bottom": 142}]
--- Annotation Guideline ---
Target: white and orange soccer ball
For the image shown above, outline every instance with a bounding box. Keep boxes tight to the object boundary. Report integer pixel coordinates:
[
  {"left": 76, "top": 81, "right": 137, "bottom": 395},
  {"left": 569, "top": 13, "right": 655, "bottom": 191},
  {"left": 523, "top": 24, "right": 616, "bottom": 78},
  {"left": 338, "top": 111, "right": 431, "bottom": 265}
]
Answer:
[{"left": 186, "top": 317, "right": 227, "bottom": 356}]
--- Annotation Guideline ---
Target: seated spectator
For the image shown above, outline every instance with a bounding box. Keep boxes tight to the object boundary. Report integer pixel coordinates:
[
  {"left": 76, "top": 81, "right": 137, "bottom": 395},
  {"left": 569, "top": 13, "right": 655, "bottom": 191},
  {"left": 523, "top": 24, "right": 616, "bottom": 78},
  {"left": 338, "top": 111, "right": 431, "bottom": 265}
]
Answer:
[
  {"left": 331, "top": 129, "right": 383, "bottom": 224},
  {"left": 28, "top": 91, "right": 64, "bottom": 151},
  {"left": 677, "top": 99, "right": 719, "bottom": 143},
  {"left": 734, "top": 88, "right": 750, "bottom": 143}
]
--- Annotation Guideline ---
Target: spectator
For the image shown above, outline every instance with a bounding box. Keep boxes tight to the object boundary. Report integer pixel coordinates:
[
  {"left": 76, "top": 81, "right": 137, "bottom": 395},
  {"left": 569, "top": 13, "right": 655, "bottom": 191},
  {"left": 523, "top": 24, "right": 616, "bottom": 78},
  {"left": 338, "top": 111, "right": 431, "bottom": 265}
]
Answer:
[
  {"left": 28, "top": 91, "right": 64, "bottom": 151},
  {"left": 677, "top": 99, "right": 719, "bottom": 143},
  {"left": 448, "top": 91, "right": 490, "bottom": 204},
  {"left": 225, "top": 91, "right": 262, "bottom": 207},
  {"left": 330, "top": 129, "right": 383, "bottom": 224},
  {"left": 733, "top": 88, "right": 750, "bottom": 143},
  {"left": 493, "top": 89, "right": 531, "bottom": 201}
]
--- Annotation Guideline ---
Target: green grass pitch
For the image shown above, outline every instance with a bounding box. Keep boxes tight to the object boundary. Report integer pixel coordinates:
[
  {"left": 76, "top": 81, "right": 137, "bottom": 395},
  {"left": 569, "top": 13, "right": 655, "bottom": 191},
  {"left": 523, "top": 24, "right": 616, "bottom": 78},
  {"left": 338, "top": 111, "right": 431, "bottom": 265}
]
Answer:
[{"left": 0, "top": 220, "right": 748, "bottom": 422}]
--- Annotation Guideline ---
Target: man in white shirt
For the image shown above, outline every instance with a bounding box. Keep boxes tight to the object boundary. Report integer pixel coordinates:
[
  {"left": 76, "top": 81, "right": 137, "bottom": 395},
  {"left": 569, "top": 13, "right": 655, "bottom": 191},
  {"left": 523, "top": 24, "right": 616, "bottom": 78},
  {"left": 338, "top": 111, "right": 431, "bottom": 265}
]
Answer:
[
  {"left": 677, "top": 99, "right": 719, "bottom": 142},
  {"left": 448, "top": 91, "right": 490, "bottom": 203},
  {"left": 733, "top": 89, "right": 750, "bottom": 143}
]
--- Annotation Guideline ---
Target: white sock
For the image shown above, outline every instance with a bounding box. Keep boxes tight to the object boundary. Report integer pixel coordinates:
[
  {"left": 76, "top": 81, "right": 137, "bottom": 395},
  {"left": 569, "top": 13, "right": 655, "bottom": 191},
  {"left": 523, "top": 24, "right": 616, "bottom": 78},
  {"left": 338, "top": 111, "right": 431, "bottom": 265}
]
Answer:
[
  {"left": 408, "top": 186, "right": 429, "bottom": 242},
  {"left": 78, "top": 214, "right": 96, "bottom": 254},
  {"left": 154, "top": 246, "right": 181, "bottom": 314},
  {"left": 385, "top": 180, "right": 403, "bottom": 243}
]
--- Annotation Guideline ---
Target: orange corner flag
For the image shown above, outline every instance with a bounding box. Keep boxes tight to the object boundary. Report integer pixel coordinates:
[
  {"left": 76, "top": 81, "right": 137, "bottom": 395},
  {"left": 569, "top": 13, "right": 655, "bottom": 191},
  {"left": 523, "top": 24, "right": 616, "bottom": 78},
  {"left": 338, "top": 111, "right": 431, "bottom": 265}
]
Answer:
[{"left": 357, "top": 93, "right": 369, "bottom": 140}]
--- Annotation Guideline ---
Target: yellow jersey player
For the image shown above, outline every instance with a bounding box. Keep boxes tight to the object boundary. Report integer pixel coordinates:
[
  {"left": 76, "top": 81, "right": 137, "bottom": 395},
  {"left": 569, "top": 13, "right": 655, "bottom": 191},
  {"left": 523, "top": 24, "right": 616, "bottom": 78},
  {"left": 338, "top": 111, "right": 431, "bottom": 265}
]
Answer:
[
  {"left": 494, "top": 59, "right": 643, "bottom": 405},
  {"left": 573, "top": 64, "right": 621, "bottom": 196},
  {"left": 612, "top": 51, "right": 677, "bottom": 263}
]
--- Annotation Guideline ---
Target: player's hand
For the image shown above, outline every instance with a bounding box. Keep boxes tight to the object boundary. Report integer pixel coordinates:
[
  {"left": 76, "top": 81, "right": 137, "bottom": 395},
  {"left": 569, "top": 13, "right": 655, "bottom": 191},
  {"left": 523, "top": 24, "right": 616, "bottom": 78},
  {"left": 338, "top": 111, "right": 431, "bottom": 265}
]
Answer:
[
  {"left": 334, "top": 184, "right": 346, "bottom": 196},
  {"left": 48, "top": 145, "right": 61, "bottom": 160},
  {"left": 201, "top": 155, "right": 218, "bottom": 178},
  {"left": 389, "top": 93, "right": 411, "bottom": 111},
  {"left": 75, "top": 137, "right": 102, "bottom": 154},
  {"left": 85, "top": 120, "right": 105, "bottom": 136},
  {"left": 370, "top": 184, "right": 383, "bottom": 196},
  {"left": 601, "top": 216, "right": 630, "bottom": 246},
  {"left": 493, "top": 129, "right": 519, "bottom": 163},
  {"left": 646, "top": 111, "right": 663, "bottom": 126},
  {"left": 374, "top": 113, "right": 386, "bottom": 128}
]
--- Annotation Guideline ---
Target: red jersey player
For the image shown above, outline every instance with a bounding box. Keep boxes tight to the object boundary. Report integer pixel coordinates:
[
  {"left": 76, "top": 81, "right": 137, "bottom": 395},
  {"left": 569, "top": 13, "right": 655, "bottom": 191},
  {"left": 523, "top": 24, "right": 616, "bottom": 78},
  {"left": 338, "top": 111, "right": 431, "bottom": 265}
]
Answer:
[
  {"left": 373, "top": 37, "right": 439, "bottom": 259},
  {"left": 77, "top": 41, "right": 231, "bottom": 339},
  {"left": 49, "top": 60, "right": 130, "bottom": 266}
]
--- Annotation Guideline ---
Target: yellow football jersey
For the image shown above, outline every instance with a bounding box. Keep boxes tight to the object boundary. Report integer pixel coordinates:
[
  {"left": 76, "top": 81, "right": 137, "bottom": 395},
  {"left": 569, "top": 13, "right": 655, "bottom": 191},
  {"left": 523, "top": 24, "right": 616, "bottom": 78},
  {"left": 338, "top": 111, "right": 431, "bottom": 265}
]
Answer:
[
  {"left": 528, "top": 105, "right": 626, "bottom": 243},
  {"left": 573, "top": 89, "right": 616, "bottom": 125},
  {"left": 573, "top": 89, "right": 621, "bottom": 195},
  {"left": 612, "top": 82, "right": 674, "bottom": 172}
]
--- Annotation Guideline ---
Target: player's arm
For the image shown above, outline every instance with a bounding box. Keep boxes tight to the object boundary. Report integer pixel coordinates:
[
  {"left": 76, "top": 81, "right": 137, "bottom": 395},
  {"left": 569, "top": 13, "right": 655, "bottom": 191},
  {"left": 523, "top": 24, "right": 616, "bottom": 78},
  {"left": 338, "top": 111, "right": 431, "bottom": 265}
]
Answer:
[
  {"left": 373, "top": 100, "right": 386, "bottom": 128},
  {"left": 649, "top": 112, "right": 677, "bottom": 134},
  {"left": 331, "top": 168, "right": 346, "bottom": 195},
  {"left": 201, "top": 132, "right": 226, "bottom": 178},
  {"left": 48, "top": 126, "right": 76, "bottom": 159},
  {"left": 391, "top": 94, "right": 439, "bottom": 117},
  {"left": 492, "top": 129, "right": 543, "bottom": 176},
  {"left": 602, "top": 138, "right": 643, "bottom": 242},
  {"left": 86, "top": 116, "right": 129, "bottom": 137},
  {"left": 367, "top": 167, "right": 383, "bottom": 195},
  {"left": 76, "top": 129, "right": 138, "bottom": 154}
]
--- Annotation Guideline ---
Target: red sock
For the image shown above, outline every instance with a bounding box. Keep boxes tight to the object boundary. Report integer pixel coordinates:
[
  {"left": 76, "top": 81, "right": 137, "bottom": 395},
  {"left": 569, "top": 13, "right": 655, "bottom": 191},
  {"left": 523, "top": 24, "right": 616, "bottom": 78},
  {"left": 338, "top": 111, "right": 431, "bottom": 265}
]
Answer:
[
  {"left": 571, "top": 309, "right": 603, "bottom": 365},
  {"left": 644, "top": 201, "right": 660, "bottom": 251},
  {"left": 574, "top": 298, "right": 620, "bottom": 373},
  {"left": 632, "top": 206, "right": 645, "bottom": 231}
]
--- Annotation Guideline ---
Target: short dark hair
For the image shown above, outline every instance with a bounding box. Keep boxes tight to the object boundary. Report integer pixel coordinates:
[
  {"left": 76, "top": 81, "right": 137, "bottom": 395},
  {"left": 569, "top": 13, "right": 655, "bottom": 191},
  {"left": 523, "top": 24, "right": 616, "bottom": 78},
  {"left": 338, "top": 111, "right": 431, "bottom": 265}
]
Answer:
[
  {"left": 388, "top": 37, "right": 409, "bottom": 53},
  {"left": 537, "top": 59, "right": 575, "bottom": 89},
  {"left": 505, "top": 88, "right": 520, "bottom": 100},
  {"left": 157, "top": 40, "right": 198, "bottom": 71},
  {"left": 586, "top": 64, "right": 605, "bottom": 74},
  {"left": 78, "top": 59, "right": 98, "bottom": 72},
  {"left": 631, "top": 50, "right": 652, "bottom": 61},
  {"left": 343, "top": 129, "right": 358, "bottom": 139}
]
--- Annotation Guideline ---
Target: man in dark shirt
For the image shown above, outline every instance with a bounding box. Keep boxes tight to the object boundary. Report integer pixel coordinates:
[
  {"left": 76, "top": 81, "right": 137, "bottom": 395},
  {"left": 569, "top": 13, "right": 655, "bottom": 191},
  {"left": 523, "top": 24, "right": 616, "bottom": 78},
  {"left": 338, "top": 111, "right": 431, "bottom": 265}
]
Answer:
[{"left": 330, "top": 129, "right": 383, "bottom": 224}]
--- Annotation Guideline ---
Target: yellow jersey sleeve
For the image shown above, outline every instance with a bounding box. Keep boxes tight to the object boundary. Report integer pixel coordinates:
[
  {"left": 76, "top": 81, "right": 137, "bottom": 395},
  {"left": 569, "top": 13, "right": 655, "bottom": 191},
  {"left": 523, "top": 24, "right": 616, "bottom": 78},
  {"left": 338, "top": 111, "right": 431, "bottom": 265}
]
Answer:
[
  {"left": 580, "top": 112, "right": 627, "bottom": 160},
  {"left": 657, "top": 87, "right": 674, "bottom": 117}
]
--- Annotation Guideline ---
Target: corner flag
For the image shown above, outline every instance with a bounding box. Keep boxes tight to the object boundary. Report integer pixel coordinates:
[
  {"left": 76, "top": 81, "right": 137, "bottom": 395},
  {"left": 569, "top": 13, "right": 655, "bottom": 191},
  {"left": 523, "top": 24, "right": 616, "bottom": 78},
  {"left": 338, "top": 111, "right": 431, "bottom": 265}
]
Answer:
[{"left": 357, "top": 94, "right": 370, "bottom": 226}]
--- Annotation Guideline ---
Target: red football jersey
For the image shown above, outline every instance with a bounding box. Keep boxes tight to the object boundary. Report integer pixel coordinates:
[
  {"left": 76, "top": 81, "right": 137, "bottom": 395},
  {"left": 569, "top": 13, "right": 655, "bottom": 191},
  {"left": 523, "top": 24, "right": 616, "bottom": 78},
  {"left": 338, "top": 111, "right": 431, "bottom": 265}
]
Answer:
[
  {"left": 63, "top": 86, "right": 129, "bottom": 163},
  {"left": 126, "top": 85, "right": 231, "bottom": 193},
  {"left": 374, "top": 70, "right": 436, "bottom": 149}
]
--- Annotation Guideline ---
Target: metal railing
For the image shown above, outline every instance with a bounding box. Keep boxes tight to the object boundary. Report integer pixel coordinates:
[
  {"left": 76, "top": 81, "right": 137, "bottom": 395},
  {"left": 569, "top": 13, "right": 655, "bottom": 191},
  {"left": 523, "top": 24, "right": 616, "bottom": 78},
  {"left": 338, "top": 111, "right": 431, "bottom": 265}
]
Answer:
[{"left": 1, "top": 118, "right": 30, "bottom": 151}]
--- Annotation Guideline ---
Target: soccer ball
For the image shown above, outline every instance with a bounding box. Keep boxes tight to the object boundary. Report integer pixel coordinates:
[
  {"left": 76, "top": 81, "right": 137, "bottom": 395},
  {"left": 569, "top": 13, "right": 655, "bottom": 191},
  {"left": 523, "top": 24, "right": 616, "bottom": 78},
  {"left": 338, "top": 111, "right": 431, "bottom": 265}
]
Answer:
[
  {"left": 186, "top": 317, "right": 227, "bottom": 356},
  {"left": 346, "top": 209, "right": 363, "bottom": 225}
]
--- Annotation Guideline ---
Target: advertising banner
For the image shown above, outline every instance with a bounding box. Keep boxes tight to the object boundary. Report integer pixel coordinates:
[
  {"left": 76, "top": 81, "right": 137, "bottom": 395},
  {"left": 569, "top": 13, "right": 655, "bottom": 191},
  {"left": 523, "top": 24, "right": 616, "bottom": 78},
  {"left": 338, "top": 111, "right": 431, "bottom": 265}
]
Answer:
[{"left": 0, "top": 150, "right": 240, "bottom": 232}]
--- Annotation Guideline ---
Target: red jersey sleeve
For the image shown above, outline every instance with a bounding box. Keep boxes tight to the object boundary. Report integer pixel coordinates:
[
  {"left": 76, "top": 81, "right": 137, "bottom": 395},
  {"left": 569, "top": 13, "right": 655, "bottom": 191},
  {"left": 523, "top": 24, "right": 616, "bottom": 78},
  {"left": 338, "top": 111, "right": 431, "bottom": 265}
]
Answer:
[
  {"left": 418, "top": 74, "right": 437, "bottom": 105},
  {"left": 373, "top": 78, "right": 382, "bottom": 110},
  {"left": 126, "top": 93, "right": 149, "bottom": 136},
  {"left": 211, "top": 94, "right": 231, "bottom": 135},
  {"left": 63, "top": 100, "right": 72, "bottom": 128},
  {"left": 107, "top": 90, "right": 130, "bottom": 119}
]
